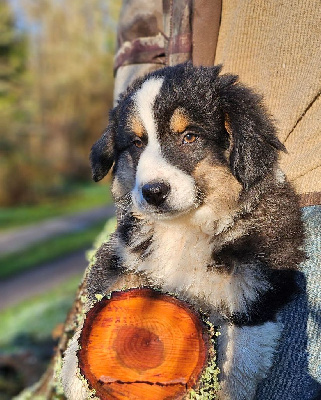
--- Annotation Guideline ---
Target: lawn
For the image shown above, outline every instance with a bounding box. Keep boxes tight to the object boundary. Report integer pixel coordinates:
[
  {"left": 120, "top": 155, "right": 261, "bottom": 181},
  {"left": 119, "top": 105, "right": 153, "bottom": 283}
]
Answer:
[{"left": 0, "top": 274, "right": 82, "bottom": 399}]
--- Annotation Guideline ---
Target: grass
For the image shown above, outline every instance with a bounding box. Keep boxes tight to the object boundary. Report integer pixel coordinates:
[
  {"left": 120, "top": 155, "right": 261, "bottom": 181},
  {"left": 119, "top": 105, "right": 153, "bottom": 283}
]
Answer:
[
  {"left": 0, "top": 221, "right": 107, "bottom": 280},
  {"left": 0, "top": 182, "right": 112, "bottom": 231},
  {"left": 0, "top": 274, "right": 82, "bottom": 399}
]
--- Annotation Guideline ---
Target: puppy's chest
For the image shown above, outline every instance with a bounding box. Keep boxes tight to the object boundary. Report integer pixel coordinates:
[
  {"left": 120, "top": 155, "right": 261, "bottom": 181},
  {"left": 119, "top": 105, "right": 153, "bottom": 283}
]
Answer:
[
  {"left": 122, "top": 220, "right": 219, "bottom": 300},
  {"left": 119, "top": 217, "right": 270, "bottom": 315},
  {"left": 146, "top": 222, "right": 212, "bottom": 279}
]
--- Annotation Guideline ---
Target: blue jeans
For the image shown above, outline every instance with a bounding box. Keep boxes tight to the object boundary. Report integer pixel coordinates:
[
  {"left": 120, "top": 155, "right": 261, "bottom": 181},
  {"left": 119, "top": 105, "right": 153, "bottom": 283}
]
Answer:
[{"left": 256, "top": 206, "right": 321, "bottom": 399}]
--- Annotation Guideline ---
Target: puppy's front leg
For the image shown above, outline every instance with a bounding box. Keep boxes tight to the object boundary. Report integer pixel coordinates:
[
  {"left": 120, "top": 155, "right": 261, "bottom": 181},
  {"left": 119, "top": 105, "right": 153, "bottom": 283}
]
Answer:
[{"left": 216, "top": 320, "right": 282, "bottom": 400}]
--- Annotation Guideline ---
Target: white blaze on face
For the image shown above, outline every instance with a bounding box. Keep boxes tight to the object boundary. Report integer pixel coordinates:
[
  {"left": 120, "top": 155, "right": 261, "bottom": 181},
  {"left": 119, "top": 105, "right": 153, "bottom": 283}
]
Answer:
[{"left": 131, "top": 78, "right": 197, "bottom": 215}]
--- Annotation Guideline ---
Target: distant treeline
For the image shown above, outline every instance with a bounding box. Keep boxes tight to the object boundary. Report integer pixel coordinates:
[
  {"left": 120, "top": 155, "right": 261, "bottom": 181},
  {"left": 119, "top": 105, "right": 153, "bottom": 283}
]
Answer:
[{"left": 0, "top": 0, "right": 120, "bottom": 205}]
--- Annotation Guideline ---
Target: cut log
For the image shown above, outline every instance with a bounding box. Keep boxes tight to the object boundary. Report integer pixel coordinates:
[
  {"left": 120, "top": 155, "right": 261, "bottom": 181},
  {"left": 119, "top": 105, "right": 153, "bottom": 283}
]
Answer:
[{"left": 78, "top": 288, "right": 209, "bottom": 400}]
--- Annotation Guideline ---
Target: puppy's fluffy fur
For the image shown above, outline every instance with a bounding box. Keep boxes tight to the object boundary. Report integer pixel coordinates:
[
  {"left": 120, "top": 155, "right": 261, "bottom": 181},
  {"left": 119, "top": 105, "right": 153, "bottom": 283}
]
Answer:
[{"left": 64, "top": 64, "right": 305, "bottom": 399}]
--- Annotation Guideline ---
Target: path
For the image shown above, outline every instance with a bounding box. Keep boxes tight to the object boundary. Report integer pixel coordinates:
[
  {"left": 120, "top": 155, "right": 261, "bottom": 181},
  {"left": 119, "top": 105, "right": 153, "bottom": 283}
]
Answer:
[
  {"left": 0, "top": 205, "right": 115, "bottom": 255},
  {"left": 0, "top": 250, "right": 87, "bottom": 310},
  {"left": 0, "top": 205, "right": 116, "bottom": 310}
]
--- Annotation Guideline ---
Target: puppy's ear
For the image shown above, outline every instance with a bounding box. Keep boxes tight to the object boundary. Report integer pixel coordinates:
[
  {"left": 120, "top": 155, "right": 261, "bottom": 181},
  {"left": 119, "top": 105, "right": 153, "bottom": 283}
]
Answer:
[
  {"left": 219, "top": 77, "right": 286, "bottom": 189},
  {"left": 90, "top": 109, "right": 117, "bottom": 182}
]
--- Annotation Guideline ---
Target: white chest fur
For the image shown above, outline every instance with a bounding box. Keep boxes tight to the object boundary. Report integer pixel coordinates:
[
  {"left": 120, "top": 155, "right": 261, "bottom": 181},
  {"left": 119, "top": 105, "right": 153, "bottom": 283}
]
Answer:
[{"left": 121, "top": 215, "right": 270, "bottom": 315}]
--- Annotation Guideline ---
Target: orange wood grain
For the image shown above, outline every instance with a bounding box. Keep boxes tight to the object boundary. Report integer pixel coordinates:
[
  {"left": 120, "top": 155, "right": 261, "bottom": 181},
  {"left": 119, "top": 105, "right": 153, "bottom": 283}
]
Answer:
[{"left": 78, "top": 288, "right": 208, "bottom": 400}]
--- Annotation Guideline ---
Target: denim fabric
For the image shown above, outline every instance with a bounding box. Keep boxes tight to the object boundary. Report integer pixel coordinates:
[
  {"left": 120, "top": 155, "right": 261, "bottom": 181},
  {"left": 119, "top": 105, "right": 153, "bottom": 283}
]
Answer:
[{"left": 256, "top": 206, "right": 321, "bottom": 400}]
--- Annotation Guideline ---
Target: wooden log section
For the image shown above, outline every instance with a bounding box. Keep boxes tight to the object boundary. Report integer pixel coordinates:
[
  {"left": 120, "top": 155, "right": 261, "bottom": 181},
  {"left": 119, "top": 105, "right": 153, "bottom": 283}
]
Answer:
[{"left": 78, "top": 288, "right": 209, "bottom": 400}]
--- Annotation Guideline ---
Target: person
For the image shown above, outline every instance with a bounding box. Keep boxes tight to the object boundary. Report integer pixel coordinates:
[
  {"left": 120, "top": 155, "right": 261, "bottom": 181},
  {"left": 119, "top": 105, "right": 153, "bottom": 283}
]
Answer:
[{"left": 113, "top": 1, "right": 321, "bottom": 399}]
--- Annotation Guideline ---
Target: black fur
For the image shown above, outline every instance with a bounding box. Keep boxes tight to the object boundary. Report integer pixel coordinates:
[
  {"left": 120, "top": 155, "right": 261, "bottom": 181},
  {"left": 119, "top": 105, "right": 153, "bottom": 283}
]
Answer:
[
  {"left": 90, "top": 108, "right": 116, "bottom": 182},
  {"left": 229, "top": 269, "right": 300, "bottom": 326},
  {"left": 118, "top": 213, "right": 139, "bottom": 246},
  {"left": 218, "top": 79, "right": 286, "bottom": 189},
  {"left": 131, "top": 237, "right": 154, "bottom": 258}
]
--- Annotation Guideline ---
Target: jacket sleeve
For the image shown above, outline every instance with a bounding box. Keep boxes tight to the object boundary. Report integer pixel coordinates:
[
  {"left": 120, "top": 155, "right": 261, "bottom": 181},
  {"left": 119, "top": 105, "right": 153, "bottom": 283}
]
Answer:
[{"left": 113, "top": 0, "right": 165, "bottom": 102}]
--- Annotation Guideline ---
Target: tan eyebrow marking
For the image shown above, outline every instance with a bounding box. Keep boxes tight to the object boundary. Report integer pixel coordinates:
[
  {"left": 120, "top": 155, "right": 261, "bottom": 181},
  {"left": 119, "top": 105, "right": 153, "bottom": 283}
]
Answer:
[
  {"left": 224, "top": 114, "right": 232, "bottom": 136},
  {"left": 170, "top": 108, "right": 191, "bottom": 133},
  {"left": 129, "top": 115, "right": 144, "bottom": 137}
]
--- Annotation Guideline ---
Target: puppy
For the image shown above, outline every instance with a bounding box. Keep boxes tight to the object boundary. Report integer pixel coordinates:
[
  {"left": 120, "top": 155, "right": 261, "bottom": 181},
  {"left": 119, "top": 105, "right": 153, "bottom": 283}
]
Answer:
[{"left": 64, "top": 64, "right": 305, "bottom": 399}]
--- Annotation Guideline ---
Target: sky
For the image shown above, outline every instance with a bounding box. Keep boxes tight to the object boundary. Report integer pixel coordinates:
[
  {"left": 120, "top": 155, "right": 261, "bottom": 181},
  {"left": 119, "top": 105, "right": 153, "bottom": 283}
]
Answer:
[{"left": 8, "top": 0, "right": 28, "bottom": 31}]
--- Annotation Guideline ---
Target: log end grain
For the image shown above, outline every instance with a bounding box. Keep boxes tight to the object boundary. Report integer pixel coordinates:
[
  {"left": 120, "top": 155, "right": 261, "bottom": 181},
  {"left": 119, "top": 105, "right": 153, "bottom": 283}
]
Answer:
[{"left": 78, "top": 288, "right": 209, "bottom": 400}]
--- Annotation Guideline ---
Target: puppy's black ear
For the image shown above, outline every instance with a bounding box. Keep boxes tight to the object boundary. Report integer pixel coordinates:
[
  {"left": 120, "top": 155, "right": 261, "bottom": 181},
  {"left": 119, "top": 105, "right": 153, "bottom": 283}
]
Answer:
[
  {"left": 90, "top": 109, "right": 117, "bottom": 182},
  {"left": 218, "top": 77, "right": 286, "bottom": 189}
]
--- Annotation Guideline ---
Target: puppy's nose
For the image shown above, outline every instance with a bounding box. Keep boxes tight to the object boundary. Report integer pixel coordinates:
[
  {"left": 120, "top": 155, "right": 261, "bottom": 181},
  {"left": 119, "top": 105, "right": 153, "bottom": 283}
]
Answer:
[{"left": 142, "top": 182, "right": 170, "bottom": 206}]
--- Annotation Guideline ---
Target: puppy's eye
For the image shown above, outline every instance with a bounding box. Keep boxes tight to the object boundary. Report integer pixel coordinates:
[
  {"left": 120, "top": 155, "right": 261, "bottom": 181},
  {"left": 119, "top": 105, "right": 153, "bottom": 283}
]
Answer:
[
  {"left": 183, "top": 133, "right": 198, "bottom": 144},
  {"left": 133, "top": 138, "right": 143, "bottom": 148}
]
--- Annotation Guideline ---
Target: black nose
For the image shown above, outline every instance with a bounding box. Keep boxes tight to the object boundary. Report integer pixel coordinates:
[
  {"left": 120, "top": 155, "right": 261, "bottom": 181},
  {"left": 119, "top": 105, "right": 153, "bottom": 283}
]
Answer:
[{"left": 142, "top": 182, "right": 170, "bottom": 206}]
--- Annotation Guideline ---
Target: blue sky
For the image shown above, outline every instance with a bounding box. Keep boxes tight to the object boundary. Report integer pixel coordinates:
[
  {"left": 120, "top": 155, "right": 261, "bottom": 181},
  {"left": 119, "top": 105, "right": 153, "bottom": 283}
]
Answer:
[{"left": 8, "top": 0, "right": 28, "bottom": 31}]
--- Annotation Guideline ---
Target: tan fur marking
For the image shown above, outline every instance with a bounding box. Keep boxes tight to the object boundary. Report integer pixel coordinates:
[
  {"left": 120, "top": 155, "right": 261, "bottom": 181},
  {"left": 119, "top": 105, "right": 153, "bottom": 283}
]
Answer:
[
  {"left": 170, "top": 108, "right": 191, "bottom": 133},
  {"left": 224, "top": 114, "right": 234, "bottom": 160},
  {"left": 224, "top": 115, "right": 232, "bottom": 136},
  {"left": 108, "top": 272, "right": 148, "bottom": 292},
  {"left": 193, "top": 158, "right": 242, "bottom": 235},
  {"left": 129, "top": 115, "right": 144, "bottom": 137}
]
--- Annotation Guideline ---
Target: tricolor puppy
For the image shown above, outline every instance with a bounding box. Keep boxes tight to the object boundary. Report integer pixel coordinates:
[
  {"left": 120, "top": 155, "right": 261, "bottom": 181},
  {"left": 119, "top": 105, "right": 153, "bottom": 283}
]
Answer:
[{"left": 70, "top": 64, "right": 305, "bottom": 399}]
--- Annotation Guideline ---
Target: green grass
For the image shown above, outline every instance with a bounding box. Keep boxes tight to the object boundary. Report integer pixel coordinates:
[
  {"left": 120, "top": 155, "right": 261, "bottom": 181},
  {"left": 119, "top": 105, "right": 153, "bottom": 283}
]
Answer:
[
  {"left": 0, "top": 221, "right": 107, "bottom": 280},
  {"left": 0, "top": 275, "right": 82, "bottom": 399},
  {"left": 0, "top": 182, "right": 112, "bottom": 231}
]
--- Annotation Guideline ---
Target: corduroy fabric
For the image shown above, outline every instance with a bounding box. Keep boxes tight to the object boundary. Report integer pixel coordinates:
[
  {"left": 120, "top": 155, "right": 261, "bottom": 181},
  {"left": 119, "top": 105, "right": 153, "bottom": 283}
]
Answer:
[
  {"left": 192, "top": 0, "right": 222, "bottom": 67},
  {"left": 300, "top": 193, "right": 321, "bottom": 207},
  {"left": 214, "top": 0, "right": 321, "bottom": 196}
]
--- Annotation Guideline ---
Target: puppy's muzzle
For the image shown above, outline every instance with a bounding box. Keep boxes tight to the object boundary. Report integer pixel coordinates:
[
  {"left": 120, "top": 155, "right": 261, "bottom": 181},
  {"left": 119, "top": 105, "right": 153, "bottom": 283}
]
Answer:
[{"left": 142, "top": 182, "right": 170, "bottom": 207}]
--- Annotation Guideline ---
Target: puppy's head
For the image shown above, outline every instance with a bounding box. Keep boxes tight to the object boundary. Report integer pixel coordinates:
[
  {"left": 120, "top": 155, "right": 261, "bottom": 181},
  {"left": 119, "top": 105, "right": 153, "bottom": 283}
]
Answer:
[{"left": 91, "top": 63, "right": 285, "bottom": 219}]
